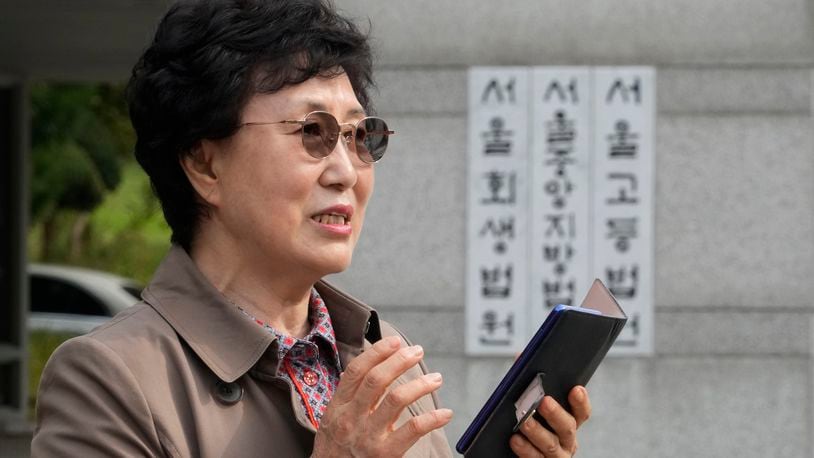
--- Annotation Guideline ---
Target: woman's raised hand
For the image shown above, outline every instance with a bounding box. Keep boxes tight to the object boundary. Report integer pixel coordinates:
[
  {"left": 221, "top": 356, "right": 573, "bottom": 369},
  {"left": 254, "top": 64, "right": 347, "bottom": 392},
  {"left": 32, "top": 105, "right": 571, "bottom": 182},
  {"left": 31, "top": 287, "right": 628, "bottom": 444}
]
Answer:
[{"left": 312, "top": 335, "right": 452, "bottom": 457}]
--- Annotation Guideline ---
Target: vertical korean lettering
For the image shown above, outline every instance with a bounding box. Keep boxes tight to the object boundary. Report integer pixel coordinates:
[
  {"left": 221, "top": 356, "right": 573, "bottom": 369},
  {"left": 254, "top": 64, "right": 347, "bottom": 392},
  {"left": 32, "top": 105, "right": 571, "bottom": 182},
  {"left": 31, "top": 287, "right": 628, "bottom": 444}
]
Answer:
[
  {"left": 530, "top": 68, "right": 592, "bottom": 334},
  {"left": 591, "top": 67, "right": 655, "bottom": 355},
  {"left": 466, "top": 68, "right": 530, "bottom": 355}
]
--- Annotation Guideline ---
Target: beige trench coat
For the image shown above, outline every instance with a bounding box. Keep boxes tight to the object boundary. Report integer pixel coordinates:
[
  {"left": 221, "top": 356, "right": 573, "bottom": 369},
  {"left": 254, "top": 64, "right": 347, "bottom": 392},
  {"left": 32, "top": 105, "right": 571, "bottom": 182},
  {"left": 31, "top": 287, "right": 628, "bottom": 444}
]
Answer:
[{"left": 31, "top": 246, "right": 452, "bottom": 457}]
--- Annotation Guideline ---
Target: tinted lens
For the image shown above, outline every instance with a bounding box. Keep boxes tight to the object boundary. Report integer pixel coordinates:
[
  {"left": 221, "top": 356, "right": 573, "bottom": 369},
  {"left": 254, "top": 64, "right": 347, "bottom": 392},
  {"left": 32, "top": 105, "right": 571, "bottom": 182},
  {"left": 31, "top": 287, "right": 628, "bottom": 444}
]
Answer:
[
  {"left": 355, "top": 117, "right": 390, "bottom": 163},
  {"left": 301, "top": 112, "right": 339, "bottom": 158}
]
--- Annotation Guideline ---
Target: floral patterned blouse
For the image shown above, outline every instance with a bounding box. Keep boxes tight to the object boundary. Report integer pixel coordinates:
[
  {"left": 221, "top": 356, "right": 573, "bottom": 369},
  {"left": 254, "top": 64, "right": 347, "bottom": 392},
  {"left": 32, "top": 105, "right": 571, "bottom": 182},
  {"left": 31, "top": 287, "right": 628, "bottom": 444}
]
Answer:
[{"left": 237, "top": 288, "right": 341, "bottom": 428}]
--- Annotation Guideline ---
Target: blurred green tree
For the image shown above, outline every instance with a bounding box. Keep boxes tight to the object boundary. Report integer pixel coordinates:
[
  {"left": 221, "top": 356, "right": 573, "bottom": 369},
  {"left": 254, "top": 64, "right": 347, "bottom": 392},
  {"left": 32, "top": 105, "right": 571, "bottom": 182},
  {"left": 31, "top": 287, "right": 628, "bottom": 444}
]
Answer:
[{"left": 30, "top": 83, "right": 134, "bottom": 260}]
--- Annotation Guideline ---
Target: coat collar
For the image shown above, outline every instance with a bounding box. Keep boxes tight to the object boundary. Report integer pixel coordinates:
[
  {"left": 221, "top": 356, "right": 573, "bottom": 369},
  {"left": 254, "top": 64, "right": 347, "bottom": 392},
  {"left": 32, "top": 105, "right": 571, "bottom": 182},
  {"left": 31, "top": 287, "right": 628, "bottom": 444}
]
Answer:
[{"left": 141, "top": 245, "right": 381, "bottom": 383}]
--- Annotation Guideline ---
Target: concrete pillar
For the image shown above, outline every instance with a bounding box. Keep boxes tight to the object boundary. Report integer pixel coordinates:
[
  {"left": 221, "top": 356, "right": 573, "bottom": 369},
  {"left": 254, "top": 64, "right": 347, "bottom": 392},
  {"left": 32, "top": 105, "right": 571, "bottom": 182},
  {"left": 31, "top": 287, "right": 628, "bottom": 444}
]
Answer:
[{"left": 0, "top": 76, "right": 29, "bottom": 437}]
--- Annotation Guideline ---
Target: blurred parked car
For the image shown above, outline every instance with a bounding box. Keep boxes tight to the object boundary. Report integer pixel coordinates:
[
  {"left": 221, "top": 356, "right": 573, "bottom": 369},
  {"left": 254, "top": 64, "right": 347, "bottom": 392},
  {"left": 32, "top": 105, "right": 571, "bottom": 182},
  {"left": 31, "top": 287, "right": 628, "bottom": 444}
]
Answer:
[{"left": 28, "top": 264, "right": 143, "bottom": 334}]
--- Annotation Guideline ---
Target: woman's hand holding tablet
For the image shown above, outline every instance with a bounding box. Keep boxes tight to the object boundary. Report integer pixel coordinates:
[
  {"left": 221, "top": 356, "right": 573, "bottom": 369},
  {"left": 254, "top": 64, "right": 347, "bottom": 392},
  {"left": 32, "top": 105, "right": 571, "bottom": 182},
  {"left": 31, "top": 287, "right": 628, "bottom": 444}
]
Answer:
[{"left": 456, "top": 280, "right": 627, "bottom": 457}]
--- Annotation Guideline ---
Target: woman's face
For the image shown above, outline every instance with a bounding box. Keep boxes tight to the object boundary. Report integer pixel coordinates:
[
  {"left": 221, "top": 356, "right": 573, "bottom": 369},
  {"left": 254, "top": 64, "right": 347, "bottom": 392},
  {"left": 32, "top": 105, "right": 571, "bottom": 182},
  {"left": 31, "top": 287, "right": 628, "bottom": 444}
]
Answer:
[{"left": 203, "top": 73, "right": 375, "bottom": 279}]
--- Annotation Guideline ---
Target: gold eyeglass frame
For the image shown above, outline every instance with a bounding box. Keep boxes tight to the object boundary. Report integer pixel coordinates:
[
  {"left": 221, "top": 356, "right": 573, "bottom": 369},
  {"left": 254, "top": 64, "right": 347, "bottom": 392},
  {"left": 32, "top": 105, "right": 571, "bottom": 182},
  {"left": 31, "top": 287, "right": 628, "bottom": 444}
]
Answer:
[{"left": 239, "top": 110, "right": 395, "bottom": 163}]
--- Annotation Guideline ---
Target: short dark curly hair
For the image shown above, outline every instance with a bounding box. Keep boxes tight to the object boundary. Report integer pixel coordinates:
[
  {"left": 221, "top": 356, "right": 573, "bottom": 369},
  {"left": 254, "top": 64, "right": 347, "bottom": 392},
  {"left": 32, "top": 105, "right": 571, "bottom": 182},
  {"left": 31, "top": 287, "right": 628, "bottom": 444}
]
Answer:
[{"left": 127, "top": 0, "right": 374, "bottom": 250}]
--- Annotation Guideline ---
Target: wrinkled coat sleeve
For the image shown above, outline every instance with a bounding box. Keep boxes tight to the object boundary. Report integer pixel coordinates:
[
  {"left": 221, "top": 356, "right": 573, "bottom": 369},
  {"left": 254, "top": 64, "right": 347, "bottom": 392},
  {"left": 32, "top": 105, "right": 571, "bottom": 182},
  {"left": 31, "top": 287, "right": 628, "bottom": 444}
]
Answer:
[{"left": 31, "top": 336, "right": 167, "bottom": 457}]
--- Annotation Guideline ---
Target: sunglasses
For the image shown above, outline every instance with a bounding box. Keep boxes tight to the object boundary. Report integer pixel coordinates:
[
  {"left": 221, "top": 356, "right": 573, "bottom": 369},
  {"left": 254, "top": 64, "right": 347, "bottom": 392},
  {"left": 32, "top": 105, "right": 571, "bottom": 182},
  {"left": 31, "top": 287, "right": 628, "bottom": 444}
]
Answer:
[{"left": 240, "top": 111, "right": 394, "bottom": 163}]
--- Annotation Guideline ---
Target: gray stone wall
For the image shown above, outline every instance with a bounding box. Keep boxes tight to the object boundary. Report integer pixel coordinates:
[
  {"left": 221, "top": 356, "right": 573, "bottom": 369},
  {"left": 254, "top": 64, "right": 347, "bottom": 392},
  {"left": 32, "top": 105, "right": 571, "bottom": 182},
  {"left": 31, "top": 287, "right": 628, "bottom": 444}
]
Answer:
[{"left": 329, "top": 1, "right": 814, "bottom": 455}]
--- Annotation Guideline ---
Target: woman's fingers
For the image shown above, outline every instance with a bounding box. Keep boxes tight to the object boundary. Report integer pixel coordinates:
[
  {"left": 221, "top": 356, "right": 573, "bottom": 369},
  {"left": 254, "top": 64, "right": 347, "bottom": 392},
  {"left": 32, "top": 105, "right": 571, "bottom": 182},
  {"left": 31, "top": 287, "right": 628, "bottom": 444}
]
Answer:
[
  {"left": 314, "top": 335, "right": 452, "bottom": 457},
  {"left": 332, "top": 335, "right": 402, "bottom": 404},
  {"left": 512, "top": 389, "right": 591, "bottom": 456},
  {"left": 386, "top": 408, "right": 453, "bottom": 456},
  {"left": 535, "top": 396, "right": 577, "bottom": 454},
  {"left": 368, "top": 372, "right": 444, "bottom": 429},
  {"left": 351, "top": 344, "right": 425, "bottom": 412},
  {"left": 568, "top": 386, "right": 592, "bottom": 427},
  {"left": 518, "top": 415, "right": 568, "bottom": 457},
  {"left": 510, "top": 433, "right": 545, "bottom": 458}
]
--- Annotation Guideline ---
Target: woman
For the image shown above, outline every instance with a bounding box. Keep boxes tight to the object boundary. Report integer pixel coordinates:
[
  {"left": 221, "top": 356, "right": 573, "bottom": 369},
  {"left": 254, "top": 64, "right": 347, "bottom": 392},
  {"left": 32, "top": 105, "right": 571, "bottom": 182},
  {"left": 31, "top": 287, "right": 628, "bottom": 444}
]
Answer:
[{"left": 32, "top": 1, "right": 591, "bottom": 456}]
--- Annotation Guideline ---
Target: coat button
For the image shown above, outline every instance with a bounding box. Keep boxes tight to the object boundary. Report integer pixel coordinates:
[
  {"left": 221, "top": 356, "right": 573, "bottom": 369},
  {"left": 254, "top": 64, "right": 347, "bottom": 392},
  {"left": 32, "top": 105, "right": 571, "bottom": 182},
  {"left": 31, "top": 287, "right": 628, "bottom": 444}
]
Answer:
[
  {"left": 303, "top": 369, "right": 319, "bottom": 387},
  {"left": 214, "top": 380, "right": 243, "bottom": 405}
]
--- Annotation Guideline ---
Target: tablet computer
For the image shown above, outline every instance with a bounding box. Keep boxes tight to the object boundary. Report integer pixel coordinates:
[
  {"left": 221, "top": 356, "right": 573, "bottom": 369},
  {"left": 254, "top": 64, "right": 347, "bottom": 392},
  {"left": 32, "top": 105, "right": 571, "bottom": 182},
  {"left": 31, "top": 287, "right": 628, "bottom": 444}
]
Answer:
[{"left": 455, "top": 279, "right": 627, "bottom": 457}]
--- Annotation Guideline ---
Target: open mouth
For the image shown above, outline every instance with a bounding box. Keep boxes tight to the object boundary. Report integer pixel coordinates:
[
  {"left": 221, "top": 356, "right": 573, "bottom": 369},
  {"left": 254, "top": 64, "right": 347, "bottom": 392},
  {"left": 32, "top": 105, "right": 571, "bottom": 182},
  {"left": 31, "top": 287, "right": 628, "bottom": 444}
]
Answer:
[{"left": 311, "top": 213, "right": 349, "bottom": 225}]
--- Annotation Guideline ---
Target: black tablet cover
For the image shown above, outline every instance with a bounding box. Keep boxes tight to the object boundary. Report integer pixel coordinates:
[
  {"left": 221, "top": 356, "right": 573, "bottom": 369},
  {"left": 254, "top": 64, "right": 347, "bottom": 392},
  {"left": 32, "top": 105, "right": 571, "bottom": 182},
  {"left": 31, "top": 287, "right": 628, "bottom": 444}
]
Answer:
[{"left": 457, "top": 279, "right": 627, "bottom": 457}]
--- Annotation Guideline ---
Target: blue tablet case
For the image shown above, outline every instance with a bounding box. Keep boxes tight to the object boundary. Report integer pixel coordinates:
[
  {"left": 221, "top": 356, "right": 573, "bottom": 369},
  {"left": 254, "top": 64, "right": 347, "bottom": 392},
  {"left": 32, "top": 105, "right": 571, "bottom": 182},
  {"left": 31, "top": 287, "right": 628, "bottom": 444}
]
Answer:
[{"left": 456, "top": 279, "right": 627, "bottom": 457}]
